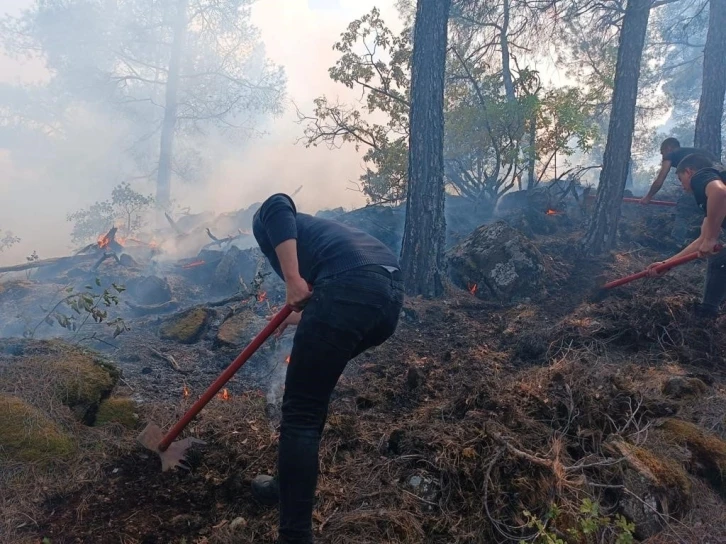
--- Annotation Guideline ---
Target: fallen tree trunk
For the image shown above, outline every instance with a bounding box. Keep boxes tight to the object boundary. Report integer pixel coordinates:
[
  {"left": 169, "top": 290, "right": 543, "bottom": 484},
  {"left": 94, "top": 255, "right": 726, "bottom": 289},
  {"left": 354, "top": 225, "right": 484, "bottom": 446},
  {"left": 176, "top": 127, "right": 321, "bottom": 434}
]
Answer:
[{"left": 0, "top": 254, "right": 97, "bottom": 274}]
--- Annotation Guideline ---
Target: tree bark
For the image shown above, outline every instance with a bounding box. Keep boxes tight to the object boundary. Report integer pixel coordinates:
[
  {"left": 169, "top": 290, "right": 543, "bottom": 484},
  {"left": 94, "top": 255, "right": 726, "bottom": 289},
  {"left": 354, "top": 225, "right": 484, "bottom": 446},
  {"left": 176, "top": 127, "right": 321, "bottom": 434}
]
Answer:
[
  {"left": 155, "top": 0, "right": 188, "bottom": 209},
  {"left": 581, "top": 0, "right": 651, "bottom": 255},
  {"left": 400, "top": 0, "right": 451, "bottom": 297},
  {"left": 500, "top": 0, "right": 515, "bottom": 103},
  {"left": 693, "top": 0, "right": 726, "bottom": 160}
]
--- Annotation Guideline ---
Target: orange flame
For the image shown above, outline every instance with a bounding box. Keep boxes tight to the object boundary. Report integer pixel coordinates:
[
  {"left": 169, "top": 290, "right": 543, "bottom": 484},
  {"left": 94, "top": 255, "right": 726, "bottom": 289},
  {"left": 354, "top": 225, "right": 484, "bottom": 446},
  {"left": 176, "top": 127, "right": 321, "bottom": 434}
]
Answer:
[
  {"left": 546, "top": 209, "right": 562, "bottom": 216},
  {"left": 218, "top": 388, "right": 230, "bottom": 401},
  {"left": 257, "top": 291, "right": 268, "bottom": 302},
  {"left": 97, "top": 234, "right": 110, "bottom": 249},
  {"left": 182, "top": 260, "right": 206, "bottom": 269},
  {"left": 183, "top": 385, "right": 190, "bottom": 398},
  {"left": 116, "top": 236, "right": 126, "bottom": 246},
  {"left": 468, "top": 282, "right": 478, "bottom": 295},
  {"left": 285, "top": 355, "right": 291, "bottom": 364}
]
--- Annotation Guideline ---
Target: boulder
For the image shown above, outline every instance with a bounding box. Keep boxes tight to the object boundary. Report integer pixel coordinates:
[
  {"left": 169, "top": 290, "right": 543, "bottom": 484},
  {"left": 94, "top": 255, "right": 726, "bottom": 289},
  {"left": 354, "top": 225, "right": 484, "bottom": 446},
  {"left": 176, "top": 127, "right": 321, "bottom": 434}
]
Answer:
[
  {"left": 447, "top": 221, "right": 546, "bottom": 302},
  {"left": 0, "top": 395, "right": 75, "bottom": 464},
  {"left": 212, "top": 246, "right": 261, "bottom": 294},
  {"left": 159, "top": 308, "right": 211, "bottom": 344},
  {"left": 127, "top": 275, "right": 172, "bottom": 305},
  {"left": 662, "top": 376, "right": 708, "bottom": 399},
  {"left": 94, "top": 396, "right": 139, "bottom": 428},
  {"left": 215, "top": 308, "right": 267, "bottom": 348},
  {"left": 0, "top": 340, "right": 119, "bottom": 424},
  {"left": 660, "top": 419, "right": 726, "bottom": 494},
  {"left": 608, "top": 440, "right": 691, "bottom": 539}
]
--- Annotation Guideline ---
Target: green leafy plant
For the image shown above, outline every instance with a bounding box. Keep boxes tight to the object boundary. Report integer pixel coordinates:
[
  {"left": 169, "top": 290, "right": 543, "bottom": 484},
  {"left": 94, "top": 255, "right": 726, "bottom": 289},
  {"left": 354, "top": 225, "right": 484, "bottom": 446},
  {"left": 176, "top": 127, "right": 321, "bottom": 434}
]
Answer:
[
  {"left": 521, "top": 499, "right": 635, "bottom": 544},
  {"left": 27, "top": 278, "right": 128, "bottom": 341}
]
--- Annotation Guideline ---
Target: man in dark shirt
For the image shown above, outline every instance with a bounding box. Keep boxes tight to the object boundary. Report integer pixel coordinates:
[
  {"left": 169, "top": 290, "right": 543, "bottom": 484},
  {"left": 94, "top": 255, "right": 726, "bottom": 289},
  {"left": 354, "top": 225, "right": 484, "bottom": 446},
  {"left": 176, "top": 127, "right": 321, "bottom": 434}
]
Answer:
[
  {"left": 640, "top": 138, "right": 719, "bottom": 204},
  {"left": 250, "top": 193, "right": 404, "bottom": 543},
  {"left": 647, "top": 153, "right": 726, "bottom": 318}
]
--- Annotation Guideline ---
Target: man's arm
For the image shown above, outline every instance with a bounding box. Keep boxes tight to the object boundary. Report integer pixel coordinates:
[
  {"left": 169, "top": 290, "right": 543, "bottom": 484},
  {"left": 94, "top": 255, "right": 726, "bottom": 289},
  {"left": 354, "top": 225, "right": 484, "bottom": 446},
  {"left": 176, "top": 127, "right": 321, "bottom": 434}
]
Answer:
[
  {"left": 702, "top": 181, "right": 726, "bottom": 241},
  {"left": 256, "top": 194, "right": 312, "bottom": 310},
  {"left": 641, "top": 161, "right": 671, "bottom": 203}
]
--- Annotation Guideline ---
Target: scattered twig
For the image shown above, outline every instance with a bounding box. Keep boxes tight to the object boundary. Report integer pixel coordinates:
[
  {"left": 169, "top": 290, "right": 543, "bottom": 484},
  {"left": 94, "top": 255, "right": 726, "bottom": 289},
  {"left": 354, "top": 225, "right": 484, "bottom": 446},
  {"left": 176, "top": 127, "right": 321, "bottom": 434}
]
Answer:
[{"left": 148, "top": 346, "right": 186, "bottom": 374}]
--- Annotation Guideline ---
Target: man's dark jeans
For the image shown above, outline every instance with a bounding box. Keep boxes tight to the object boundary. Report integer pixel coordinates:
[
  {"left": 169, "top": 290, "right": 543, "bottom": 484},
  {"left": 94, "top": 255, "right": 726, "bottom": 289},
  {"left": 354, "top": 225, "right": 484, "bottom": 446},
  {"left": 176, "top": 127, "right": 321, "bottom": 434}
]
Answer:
[
  {"left": 278, "top": 266, "right": 404, "bottom": 543},
  {"left": 703, "top": 248, "right": 726, "bottom": 314}
]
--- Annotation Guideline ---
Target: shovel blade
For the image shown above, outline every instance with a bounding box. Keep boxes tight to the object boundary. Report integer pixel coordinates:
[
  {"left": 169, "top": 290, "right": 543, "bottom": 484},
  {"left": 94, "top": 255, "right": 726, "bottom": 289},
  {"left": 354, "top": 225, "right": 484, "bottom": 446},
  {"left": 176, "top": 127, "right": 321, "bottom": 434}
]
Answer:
[{"left": 137, "top": 422, "right": 206, "bottom": 472}]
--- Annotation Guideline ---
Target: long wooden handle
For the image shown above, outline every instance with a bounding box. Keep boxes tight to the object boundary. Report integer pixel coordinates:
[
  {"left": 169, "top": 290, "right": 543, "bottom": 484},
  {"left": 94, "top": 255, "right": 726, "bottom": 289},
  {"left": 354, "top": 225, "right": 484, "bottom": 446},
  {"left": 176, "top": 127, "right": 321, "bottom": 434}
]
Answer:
[
  {"left": 603, "top": 245, "right": 723, "bottom": 290},
  {"left": 158, "top": 305, "right": 293, "bottom": 451}
]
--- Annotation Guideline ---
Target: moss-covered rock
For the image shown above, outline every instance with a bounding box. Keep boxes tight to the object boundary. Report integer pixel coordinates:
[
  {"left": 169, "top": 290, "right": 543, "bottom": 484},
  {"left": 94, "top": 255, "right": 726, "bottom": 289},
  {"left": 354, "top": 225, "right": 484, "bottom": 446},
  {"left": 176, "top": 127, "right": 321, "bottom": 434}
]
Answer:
[
  {"left": 0, "top": 340, "right": 119, "bottom": 424},
  {"left": 661, "top": 418, "right": 726, "bottom": 494},
  {"left": 215, "top": 308, "right": 265, "bottom": 348},
  {"left": 609, "top": 439, "right": 691, "bottom": 539},
  {"left": 94, "top": 397, "right": 138, "bottom": 428},
  {"left": 0, "top": 394, "right": 75, "bottom": 464},
  {"left": 160, "top": 307, "right": 211, "bottom": 344}
]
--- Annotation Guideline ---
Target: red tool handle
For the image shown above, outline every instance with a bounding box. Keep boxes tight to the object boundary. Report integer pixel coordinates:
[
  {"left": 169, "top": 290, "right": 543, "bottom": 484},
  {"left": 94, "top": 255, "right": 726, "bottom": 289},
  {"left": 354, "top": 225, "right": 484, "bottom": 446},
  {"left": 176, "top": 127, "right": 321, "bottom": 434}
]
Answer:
[
  {"left": 585, "top": 194, "right": 677, "bottom": 207},
  {"left": 621, "top": 197, "right": 677, "bottom": 207},
  {"left": 158, "top": 304, "right": 293, "bottom": 452},
  {"left": 603, "top": 245, "right": 723, "bottom": 290}
]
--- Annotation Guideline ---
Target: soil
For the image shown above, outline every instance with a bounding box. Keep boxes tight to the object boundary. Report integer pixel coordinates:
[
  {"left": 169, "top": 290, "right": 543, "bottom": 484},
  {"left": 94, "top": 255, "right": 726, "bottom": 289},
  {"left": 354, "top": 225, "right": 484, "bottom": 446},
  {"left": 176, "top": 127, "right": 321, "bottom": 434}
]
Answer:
[{"left": 3, "top": 209, "right": 726, "bottom": 544}]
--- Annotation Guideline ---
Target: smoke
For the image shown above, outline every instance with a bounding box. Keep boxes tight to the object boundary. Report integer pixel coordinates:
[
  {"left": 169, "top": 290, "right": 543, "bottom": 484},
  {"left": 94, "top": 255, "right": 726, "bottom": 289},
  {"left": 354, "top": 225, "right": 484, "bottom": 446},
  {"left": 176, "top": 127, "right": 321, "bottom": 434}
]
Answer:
[{"left": 0, "top": 0, "right": 403, "bottom": 266}]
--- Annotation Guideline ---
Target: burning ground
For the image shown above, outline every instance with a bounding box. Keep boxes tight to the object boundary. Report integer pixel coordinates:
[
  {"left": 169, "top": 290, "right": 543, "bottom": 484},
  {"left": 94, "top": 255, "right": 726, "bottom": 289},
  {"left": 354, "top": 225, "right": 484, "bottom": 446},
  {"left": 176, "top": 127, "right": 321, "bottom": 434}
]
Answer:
[{"left": 1, "top": 196, "right": 726, "bottom": 544}]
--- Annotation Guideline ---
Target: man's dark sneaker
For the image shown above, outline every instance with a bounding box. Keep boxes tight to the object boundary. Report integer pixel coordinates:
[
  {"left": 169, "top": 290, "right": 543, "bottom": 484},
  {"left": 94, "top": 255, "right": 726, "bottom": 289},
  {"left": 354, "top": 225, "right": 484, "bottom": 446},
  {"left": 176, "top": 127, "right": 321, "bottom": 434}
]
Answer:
[
  {"left": 251, "top": 474, "right": 279, "bottom": 506},
  {"left": 693, "top": 303, "right": 719, "bottom": 320}
]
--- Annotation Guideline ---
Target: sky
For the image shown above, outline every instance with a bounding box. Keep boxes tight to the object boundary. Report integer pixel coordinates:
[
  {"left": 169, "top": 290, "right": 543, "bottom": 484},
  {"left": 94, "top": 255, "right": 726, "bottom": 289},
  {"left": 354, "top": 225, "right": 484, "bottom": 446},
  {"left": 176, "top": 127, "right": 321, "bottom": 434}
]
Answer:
[{"left": 0, "top": 0, "right": 403, "bottom": 264}]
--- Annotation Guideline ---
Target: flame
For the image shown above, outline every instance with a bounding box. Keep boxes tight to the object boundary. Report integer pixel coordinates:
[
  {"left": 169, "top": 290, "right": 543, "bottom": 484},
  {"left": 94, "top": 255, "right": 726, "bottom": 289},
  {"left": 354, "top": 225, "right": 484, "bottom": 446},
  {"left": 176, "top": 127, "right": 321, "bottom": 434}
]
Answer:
[
  {"left": 183, "top": 385, "right": 190, "bottom": 398},
  {"left": 97, "top": 234, "right": 110, "bottom": 249},
  {"left": 468, "top": 282, "right": 478, "bottom": 295},
  {"left": 115, "top": 236, "right": 126, "bottom": 246},
  {"left": 218, "top": 388, "right": 230, "bottom": 401},
  {"left": 546, "top": 209, "right": 562, "bottom": 216},
  {"left": 149, "top": 239, "right": 158, "bottom": 248},
  {"left": 257, "top": 291, "right": 268, "bottom": 302},
  {"left": 182, "top": 260, "right": 206, "bottom": 269},
  {"left": 285, "top": 355, "right": 290, "bottom": 364}
]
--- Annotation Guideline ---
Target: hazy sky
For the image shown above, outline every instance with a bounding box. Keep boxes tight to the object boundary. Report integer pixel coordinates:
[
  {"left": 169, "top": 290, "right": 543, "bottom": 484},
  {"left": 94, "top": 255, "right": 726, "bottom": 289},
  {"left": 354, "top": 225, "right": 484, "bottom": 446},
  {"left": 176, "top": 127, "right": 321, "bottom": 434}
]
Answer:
[{"left": 0, "top": 0, "right": 402, "bottom": 263}]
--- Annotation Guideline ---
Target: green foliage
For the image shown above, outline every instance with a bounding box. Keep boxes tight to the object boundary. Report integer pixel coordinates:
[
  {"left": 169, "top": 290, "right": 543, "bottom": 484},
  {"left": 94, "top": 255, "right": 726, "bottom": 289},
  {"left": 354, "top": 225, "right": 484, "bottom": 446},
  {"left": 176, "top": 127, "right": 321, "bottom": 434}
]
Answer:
[
  {"left": 0, "top": 229, "right": 20, "bottom": 252},
  {"left": 521, "top": 499, "right": 635, "bottom": 544},
  {"left": 302, "top": 7, "right": 599, "bottom": 209},
  {"left": 66, "top": 182, "right": 153, "bottom": 244},
  {"left": 27, "top": 279, "right": 128, "bottom": 341}
]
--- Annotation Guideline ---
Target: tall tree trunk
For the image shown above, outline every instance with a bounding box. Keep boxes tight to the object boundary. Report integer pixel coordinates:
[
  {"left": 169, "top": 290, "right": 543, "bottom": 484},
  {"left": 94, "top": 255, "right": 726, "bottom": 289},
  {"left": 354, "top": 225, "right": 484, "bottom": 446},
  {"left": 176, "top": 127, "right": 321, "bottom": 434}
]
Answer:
[
  {"left": 155, "top": 0, "right": 188, "bottom": 209},
  {"left": 500, "top": 0, "right": 515, "bottom": 103},
  {"left": 693, "top": 0, "right": 726, "bottom": 160},
  {"left": 581, "top": 0, "right": 650, "bottom": 255},
  {"left": 527, "top": 113, "right": 536, "bottom": 189},
  {"left": 400, "top": 0, "right": 451, "bottom": 297}
]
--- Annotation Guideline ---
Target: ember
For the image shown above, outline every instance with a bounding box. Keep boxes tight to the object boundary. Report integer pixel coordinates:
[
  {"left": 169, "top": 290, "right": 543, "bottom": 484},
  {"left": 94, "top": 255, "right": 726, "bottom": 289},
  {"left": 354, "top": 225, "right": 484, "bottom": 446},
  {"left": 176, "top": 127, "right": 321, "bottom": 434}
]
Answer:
[
  {"left": 182, "top": 260, "right": 206, "bottom": 269},
  {"left": 219, "top": 388, "right": 230, "bottom": 401},
  {"left": 257, "top": 291, "right": 268, "bottom": 302},
  {"left": 97, "top": 234, "right": 110, "bottom": 249},
  {"left": 285, "top": 355, "right": 291, "bottom": 364},
  {"left": 546, "top": 209, "right": 562, "bottom": 216},
  {"left": 183, "top": 385, "right": 190, "bottom": 398},
  {"left": 468, "top": 282, "right": 478, "bottom": 296}
]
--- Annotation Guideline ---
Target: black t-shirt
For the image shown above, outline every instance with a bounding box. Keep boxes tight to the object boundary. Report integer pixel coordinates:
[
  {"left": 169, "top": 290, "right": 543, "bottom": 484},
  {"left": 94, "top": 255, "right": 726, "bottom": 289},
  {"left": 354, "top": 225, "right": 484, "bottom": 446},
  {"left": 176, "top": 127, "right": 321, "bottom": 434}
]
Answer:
[
  {"left": 252, "top": 193, "right": 400, "bottom": 284},
  {"left": 690, "top": 167, "right": 726, "bottom": 229},
  {"left": 665, "top": 146, "right": 718, "bottom": 168}
]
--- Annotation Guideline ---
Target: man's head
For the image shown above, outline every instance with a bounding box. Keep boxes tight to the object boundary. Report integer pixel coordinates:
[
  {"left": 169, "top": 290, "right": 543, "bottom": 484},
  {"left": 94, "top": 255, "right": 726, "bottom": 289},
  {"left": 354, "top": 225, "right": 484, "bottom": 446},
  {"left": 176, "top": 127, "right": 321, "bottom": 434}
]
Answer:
[
  {"left": 676, "top": 153, "right": 714, "bottom": 191},
  {"left": 660, "top": 137, "right": 681, "bottom": 159}
]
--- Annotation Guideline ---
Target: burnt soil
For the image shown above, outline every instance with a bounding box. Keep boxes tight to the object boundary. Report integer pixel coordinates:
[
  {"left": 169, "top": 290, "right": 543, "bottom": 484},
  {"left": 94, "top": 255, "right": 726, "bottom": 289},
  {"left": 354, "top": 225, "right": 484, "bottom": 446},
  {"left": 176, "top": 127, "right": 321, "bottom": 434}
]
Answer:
[{"left": 5, "top": 223, "right": 726, "bottom": 544}]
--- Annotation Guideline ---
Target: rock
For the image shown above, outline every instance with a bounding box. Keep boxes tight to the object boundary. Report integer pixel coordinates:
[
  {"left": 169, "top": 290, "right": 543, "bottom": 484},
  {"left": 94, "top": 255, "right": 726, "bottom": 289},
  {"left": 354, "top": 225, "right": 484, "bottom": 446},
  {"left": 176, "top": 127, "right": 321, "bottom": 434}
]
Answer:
[
  {"left": 215, "top": 308, "right": 266, "bottom": 348},
  {"left": 662, "top": 376, "right": 707, "bottom": 399},
  {"left": 211, "top": 246, "right": 261, "bottom": 294},
  {"left": 0, "top": 340, "right": 119, "bottom": 424},
  {"left": 94, "top": 397, "right": 138, "bottom": 428},
  {"left": 118, "top": 254, "right": 138, "bottom": 268},
  {"left": 608, "top": 440, "right": 691, "bottom": 539},
  {"left": 159, "top": 308, "right": 211, "bottom": 344},
  {"left": 447, "top": 221, "right": 546, "bottom": 302},
  {"left": 127, "top": 276, "right": 172, "bottom": 305},
  {"left": 406, "top": 473, "right": 438, "bottom": 506},
  {"left": 0, "top": 394, "right": 75, "bottom": 464},
  {"left": 660, "top": 419, "right": 726, "bottom": 494},
  {"left": 229, "top": 517, "right": 247, "bottom": 530}
]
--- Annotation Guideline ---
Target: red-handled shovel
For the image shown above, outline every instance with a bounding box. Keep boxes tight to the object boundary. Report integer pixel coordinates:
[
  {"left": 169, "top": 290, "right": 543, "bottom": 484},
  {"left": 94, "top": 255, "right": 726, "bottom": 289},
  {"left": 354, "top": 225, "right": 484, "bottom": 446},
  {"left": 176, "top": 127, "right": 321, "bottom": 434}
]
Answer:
[
  {"left": 591, "top": 245, "right": 723, "bottom": 301},
  {"left": 138, "top": 305, "right": 294, "bottom": 471}
]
